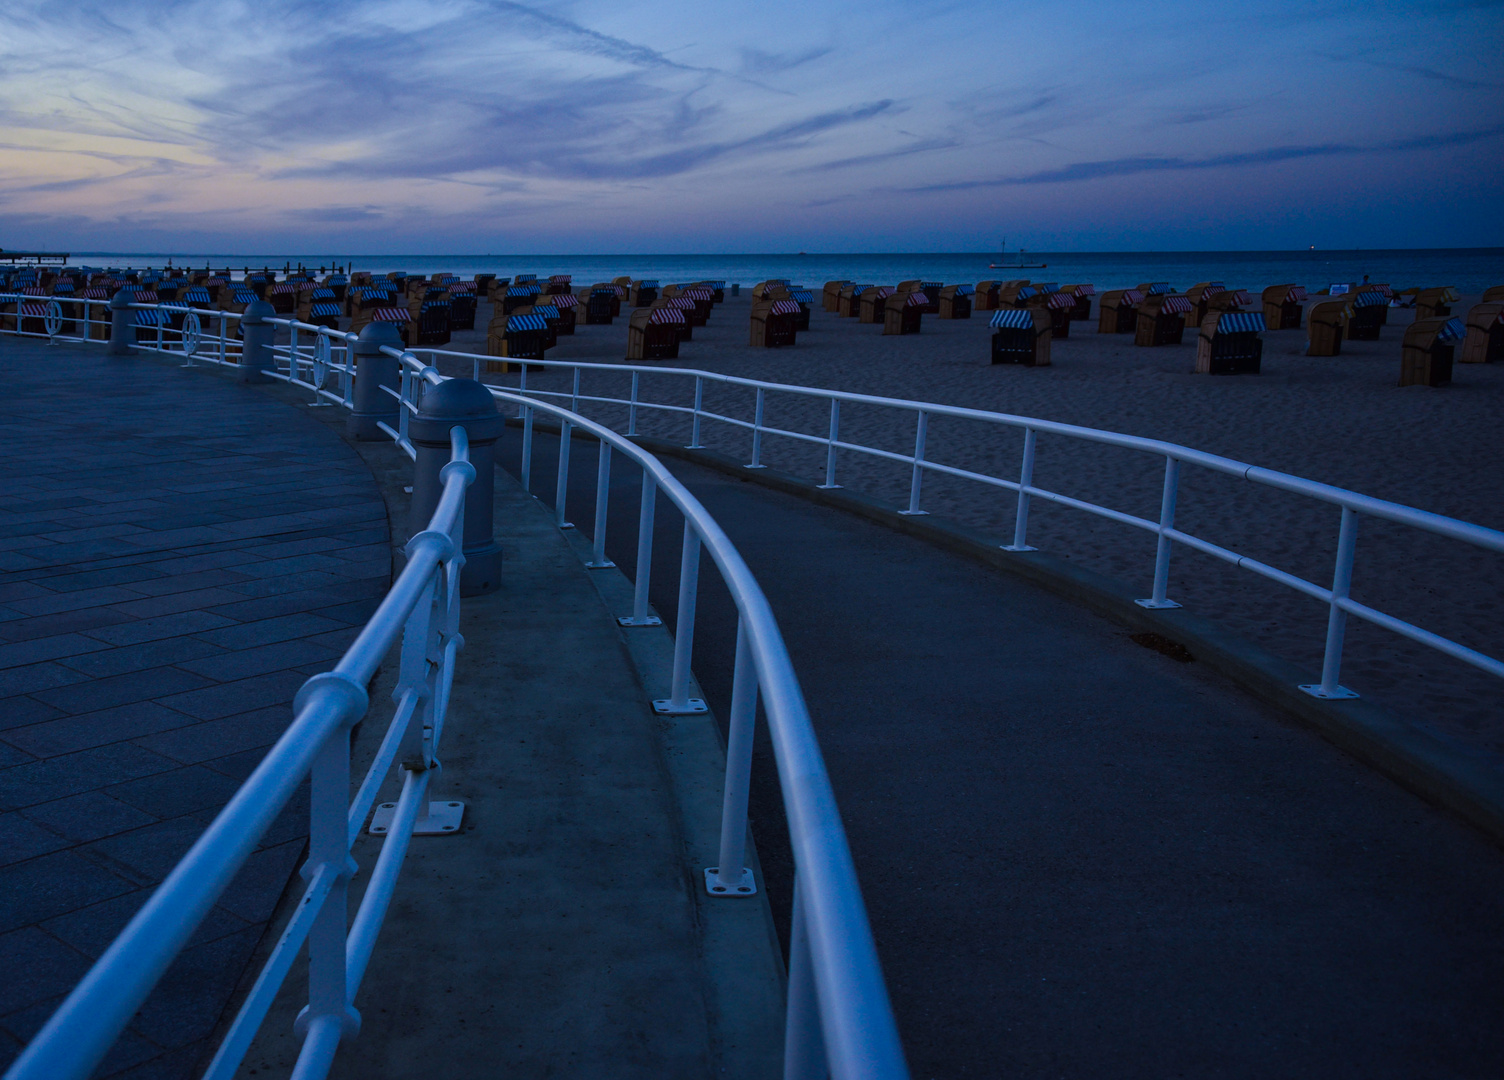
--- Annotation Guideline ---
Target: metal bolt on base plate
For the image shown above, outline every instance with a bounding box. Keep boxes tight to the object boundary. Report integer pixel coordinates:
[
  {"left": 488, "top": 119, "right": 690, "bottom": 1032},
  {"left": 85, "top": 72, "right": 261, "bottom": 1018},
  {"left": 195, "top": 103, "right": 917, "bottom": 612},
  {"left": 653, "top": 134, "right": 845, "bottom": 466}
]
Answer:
[
  {"left": 652, "top": 698, "right": 708, "bottom": 715},
  {"left": 617, "top": 614, "right": 663, "bottom": 627},
  {"left": 1298, "top": 683, "right": 1360, "bottom": 700},
  {"left": 704, "top": 866, "right": 757, "bottom": 896},
  {"left": 369, "top": 800, "right": 466, "bottom": 836}
]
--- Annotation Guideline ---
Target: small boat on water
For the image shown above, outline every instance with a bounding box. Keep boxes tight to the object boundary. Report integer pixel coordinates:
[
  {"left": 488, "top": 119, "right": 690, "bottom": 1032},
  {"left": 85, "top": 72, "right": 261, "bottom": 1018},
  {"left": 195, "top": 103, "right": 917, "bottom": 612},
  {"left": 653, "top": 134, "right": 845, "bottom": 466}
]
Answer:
[{"left": 989, "top": 239, "right": 1046, "bottom": 270}]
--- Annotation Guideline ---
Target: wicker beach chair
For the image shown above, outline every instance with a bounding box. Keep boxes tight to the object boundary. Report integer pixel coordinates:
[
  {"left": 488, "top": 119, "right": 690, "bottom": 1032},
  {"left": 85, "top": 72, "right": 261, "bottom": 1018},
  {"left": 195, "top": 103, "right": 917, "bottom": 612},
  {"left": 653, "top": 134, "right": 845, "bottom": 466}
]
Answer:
[
  {"left": 883, "top": 290, "right": 926, "bottom": 335},
  {"left": 1135, "top": 294, "right": 1192, "bottom": 346},
  {"left": 1347, "top": 291, "right": 1390, "bottom": 341},
  {"left": 823, "top": 281, "right": 850, "bottom": 312},
  {"left": 1460, "top": 303, "right": 1504, "bottom": 363},
  {"left": 1400, "top": 317, "right": 1464, "bottom": 387},
  {"left": 1097, "top": 289, "right": 1143, "bottom": 334},
  {"left": 1415, "top": 287, "right": 1459, "bottom": 321},
  {"left": 973, "top": 281, "right": 1003, "bottom": 311},
  {"left": 1059, "top": 284, "right": 1094, "bottom": 322},
  {"left": 1196, "top": 311, "right": 1266, "bottom": 375},
  {"left": 938, "top": 284, "right": 973, "bottom": 320},
  {"left": 629, "top": 280, "right": 658, "bottom": 307},
  {"left": 1183, "top": 282, "right": 1226, "bottom": 330},
  {"left": 1482, "top": 285, "right": 1504, "bottom": 304},
  {"left": 749, "top": 298, "right": 799, "bottom": 348},
  {"left": 1261, "top": 285, "right": 1307, "bottom": 330},
  {"left": 859, "top": 287, "right": 894, "bottom": 324},
  {"left": 990, "top": 308, "right": 1051, "bottom": 366},
  {"left": 630, "top": 306, "right": 685, "bottom": 359},
  {"left": 1306, "top": 299, "right": 1351, "bottom": 356},
  {"left": 1027, "top": 290, "right": 1077, "bottom": 338}
]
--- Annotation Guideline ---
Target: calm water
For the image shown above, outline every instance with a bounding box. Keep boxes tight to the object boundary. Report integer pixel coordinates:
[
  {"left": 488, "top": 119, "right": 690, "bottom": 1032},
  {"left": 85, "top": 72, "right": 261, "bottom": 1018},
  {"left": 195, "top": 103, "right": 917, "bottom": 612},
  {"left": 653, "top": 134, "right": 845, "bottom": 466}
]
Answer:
[{"left": 66, "top": 249, "right": 1504, "bottom": 294}]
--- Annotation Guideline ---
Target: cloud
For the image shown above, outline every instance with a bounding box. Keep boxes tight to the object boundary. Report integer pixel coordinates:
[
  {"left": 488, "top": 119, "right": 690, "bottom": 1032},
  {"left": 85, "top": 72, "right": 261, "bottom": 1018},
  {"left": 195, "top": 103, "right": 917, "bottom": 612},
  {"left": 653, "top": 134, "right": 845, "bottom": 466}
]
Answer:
[{"left": 906, "top": 124, "right": 1504, "bottom": 193}]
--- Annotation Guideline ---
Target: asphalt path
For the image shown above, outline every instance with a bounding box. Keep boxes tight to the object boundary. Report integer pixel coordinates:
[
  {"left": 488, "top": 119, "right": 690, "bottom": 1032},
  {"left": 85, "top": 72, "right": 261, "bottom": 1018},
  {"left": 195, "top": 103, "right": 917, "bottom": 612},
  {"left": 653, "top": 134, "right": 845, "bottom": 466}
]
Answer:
[{"left": 496, "top": 426, "right": 1504, "bottom": 1080}]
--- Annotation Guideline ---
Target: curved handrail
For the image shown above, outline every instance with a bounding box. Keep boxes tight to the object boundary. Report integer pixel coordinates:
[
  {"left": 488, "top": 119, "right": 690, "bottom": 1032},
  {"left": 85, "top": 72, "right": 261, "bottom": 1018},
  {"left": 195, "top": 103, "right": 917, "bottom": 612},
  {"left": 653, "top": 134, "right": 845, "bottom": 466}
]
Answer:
[{"left": 405, "top": 347, "right": 1503, "bottom": 698}]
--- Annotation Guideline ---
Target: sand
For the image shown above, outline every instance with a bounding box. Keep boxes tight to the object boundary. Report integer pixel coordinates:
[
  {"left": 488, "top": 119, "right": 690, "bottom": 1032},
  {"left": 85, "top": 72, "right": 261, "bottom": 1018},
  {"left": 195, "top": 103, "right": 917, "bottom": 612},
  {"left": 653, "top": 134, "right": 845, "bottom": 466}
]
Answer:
[{"left": 412, "top": 288, "right": 1503, "bottom": 758}]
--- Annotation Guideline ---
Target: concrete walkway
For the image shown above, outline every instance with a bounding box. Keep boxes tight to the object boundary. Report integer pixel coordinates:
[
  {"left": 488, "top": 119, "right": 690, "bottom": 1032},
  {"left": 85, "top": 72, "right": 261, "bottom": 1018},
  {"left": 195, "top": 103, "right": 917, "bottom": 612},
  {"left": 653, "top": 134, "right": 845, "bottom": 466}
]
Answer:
[
  {"left": 0, "top": 339, "right": 388, "bottom": 1077},
  {"left": 502, "top": 427, "right": 1504, "bottom": 1080}
]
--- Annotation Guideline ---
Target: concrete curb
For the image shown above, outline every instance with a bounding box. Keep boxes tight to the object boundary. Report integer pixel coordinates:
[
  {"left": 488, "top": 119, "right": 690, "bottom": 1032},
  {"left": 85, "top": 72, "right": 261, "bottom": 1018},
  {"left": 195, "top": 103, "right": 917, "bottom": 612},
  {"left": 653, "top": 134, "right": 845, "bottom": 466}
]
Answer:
[{"left": 597, "top": 428, "right": 1504, "bottom": 848}]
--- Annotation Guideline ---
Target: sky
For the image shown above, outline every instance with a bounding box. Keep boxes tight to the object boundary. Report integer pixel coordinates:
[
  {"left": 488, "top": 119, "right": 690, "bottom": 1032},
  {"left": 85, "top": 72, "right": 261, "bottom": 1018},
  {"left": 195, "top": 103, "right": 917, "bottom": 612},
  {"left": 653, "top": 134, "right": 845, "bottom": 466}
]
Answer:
[{"left": 0, "top": 0, "right": 1500, "bottom": 254}]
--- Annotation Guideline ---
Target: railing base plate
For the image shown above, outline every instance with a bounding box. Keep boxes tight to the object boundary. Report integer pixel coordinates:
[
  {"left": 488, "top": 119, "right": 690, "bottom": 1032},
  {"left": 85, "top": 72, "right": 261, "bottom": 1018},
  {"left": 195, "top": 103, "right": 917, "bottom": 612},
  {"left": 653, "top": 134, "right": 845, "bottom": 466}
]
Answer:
[
  {"left": 369, "top": 800, "right": 466, "bottom": 836},
  {"left": 586, "top": 559, "right": 617, "bottom": 569},
  {"left": 1002, "top": 544, "right": 1037, "bottom": 552},
  {"left": 618, "top": 615, "right": 663, "bottom": 627},
  {"left": 1134, "top": 598, "right": 1182, "bottom": 609},
  {"left": 704, "top": 866, "right": 757, "bottom": 897},
  {"left": 1298, "top": 683, "right": 1361, "bottom": 701},
  {"left": 652, "top": 698, "right": 708, "bottom": 715}
]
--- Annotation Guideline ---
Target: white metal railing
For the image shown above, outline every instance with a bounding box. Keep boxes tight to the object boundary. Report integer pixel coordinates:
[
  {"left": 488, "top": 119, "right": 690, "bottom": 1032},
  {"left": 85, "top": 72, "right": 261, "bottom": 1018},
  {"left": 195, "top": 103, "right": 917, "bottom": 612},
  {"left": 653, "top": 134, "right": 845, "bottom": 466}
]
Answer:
[
  {"left": 374, "top": 341, "right": 909, "bottom": 1079},
  {"left": 5, "top": 418, "right": 473, "bottom": 1080},
  {"left": 409, "top": 350, "right": 1504, "bottom": 702},
  {"left": 1, "top": 299, "right": 911, "bottom": 1079}
]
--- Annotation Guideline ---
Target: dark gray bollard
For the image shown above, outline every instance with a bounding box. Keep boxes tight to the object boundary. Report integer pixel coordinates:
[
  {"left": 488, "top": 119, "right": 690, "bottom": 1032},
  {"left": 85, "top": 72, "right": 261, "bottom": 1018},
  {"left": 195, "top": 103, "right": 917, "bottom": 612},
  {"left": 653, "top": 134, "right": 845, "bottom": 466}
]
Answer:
[
  {"left": 408, "top": 378, "right": 503, "bottom": 596},
  {"left": 238, "top": 299, "right": 277, "bottom": 383},
  {"left": 347, "top": 322, "right": 403, "bottom": 440},
  {"left": 107, "top": 293, "right": 134, "bottom": 355}
]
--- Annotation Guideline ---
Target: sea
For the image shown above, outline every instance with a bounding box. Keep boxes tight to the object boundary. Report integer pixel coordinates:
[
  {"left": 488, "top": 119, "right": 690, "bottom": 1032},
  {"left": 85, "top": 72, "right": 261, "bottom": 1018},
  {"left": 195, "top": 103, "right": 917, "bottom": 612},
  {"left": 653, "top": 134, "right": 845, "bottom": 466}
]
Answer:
[{"left": 60, "top": 249, "right": 1504, "bottom": 294}]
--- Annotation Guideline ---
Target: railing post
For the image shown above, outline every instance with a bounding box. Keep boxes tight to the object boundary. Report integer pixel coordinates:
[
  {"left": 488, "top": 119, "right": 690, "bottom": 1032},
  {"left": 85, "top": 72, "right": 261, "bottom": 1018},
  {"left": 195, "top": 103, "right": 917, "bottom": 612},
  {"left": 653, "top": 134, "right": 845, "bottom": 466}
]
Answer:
[
  {"left": 818, "top": 398, "right": 840, "bottom": 489},
  {"left": 289, "top": 324, "right": 300, "bottom": 382},
  {"left": 900, "top": 410, "right": 928, "bottom": 515},
  {"left": 783, "top": 874, "right": 827, "bottom": 1080},
  {"left": 707, "top": 619, "right": 757, "bottom": 896},
  {"left": 1003, "top": 427, "right": 1037, "bottom": 551},
  {"left": 218, "top": 314, "right": 228, "bottom": 365},
  {"left": 555, "top": 421, "right": 574, "bottom": 528},
  {"left": 586, "top": 443, "right": 615, "bottom": 568},
  {"left": 107, "top": 293, "right": 134, "bottom": 356},
  {"left": 238, "top": 299, "right": 276, "bottom": 383},
  {"left": 653, "top": 523, "right": 706, "bottom": 714},
  {"left": 1301, "top": 507, "right": 1362, "bottom": 700},
  {"left": 747, "top": 387, "right": 766, "bottom": 469},
  {"left": 1136, "top": 456, "right": 1182, "bottom": 609},
  {"left": 347, "top": 322, "right": 402, "bottom": 440},
  {"left": 619, "top": 472, "right": 660, "bottom": 627},
  {"left": 687, "top": 376, "right": 705, "bottom": 449},
  {"left": 408, "top": 378, "right": 501, "bottom": 595},
  {"left": 521, "top": 404, "right": 535, "bottom": 492},
  {"left": 628, "top": 371, "right": 640, "bottom": 437},
  {"left": 571, "top": 366, "right": 581, "bottom": 414},
  {"left": 295, "top": 723, "right": 360, "bottom": 1057}
]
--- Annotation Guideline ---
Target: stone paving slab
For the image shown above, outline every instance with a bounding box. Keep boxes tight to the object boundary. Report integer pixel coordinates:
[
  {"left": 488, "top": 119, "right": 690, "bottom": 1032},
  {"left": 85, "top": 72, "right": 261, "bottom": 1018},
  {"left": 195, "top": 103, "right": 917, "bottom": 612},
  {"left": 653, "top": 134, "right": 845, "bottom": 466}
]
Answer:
[{"left": 0, "top": 338, "right": 389, "bottom": 1078}]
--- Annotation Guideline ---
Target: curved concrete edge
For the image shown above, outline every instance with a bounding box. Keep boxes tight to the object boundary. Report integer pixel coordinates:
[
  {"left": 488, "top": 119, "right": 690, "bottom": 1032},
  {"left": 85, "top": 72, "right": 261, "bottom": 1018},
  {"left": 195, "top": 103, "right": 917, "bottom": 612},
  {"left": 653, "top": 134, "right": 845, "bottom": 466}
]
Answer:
[{"left": 607, "top": 428, "right": 1504, "bottom": 849}]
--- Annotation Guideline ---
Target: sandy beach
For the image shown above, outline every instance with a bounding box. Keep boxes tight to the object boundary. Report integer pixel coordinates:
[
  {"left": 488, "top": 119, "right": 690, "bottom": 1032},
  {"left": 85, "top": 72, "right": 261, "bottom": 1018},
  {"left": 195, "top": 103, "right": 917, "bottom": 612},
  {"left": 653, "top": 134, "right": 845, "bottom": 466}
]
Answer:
[{"left": 404, "top": 286, "right": 1502, "bottom": 757}]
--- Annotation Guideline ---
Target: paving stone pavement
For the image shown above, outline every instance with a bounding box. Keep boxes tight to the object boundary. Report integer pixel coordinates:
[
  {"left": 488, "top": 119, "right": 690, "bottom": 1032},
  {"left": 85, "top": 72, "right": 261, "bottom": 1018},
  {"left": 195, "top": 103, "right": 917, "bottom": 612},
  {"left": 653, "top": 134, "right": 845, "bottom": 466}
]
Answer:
[{"left": 0, "top": 339, "right": 390, "bottom": 1078}]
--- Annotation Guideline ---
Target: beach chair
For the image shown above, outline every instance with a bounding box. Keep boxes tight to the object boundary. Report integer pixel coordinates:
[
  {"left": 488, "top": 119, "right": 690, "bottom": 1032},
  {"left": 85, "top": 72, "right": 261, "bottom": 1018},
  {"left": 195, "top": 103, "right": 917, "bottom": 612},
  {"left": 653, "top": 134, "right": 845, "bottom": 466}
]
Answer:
[
  {"left": 268, "top": 282, "right": 300, "bottom": 314},
  {"left": 448, "top": 284, "right": 478, "bottom": 331},
  {"left": 823, "top": 281, "right": 850, "bottom": 312},
  {"left": 491, "top": 311, "right": 550, "bottom": 367},
  {"left": 1355, "top": 283, "right": 1393, "bottom": 326},
  {"left": 630, "top": 306, "right": 685, "bottom": 359},
  {"left": 838, "top": 283, "right": 871, "bottom": 317},
  {"left": 1261, "top": 285, "right": 1307, "bottom": 330},
  {"left": 1482, "top": 285, "right": 1504, "bottom": 303},
  {"left": 1346, "top": 291, "right": 1390, "bottom": 341},
  {"left": 898, "top": 281, "right": 941, "bottom": 314},
  {"left": 1096, "top": 290, "right": 1142, "bottom": 334},
  {"left": 883, "top": 290, "right": 926, "bottom": 335},
  {"left": 545, "top": 274, "right": 573, "bottom": 296},
  {"left": 1135, "top": 294, "right": 1192, "bottom": 346},
  {"left": 1060, "top": 285, "right": 1094, "bottom": 322},
  {"left": 972, "top": 281, "right": 1002, "bottom": 311},
  {"left": 860, "top": 287, "right": 894, "bottom": 324},
  {"left": 1399, "top": 317, "right": 1463, "bottom": 387},
  {"left": 1415, "top": 287, "right": 1459, "bottom": 321},
  {"left": 1460, "top": 303, "right": 1504, "bottom": 364},
  {"left": 307, "top": 301, "right": 341, "bottom": 330},
  {"left": 749, "top": 298, "right": 799, "bottom": 348},
  {"left": 996, "top": 281, "right": 1033, "bottom": 308},
  {"left": 990, "top": 308, "right": 1051, "bottom": 366},
  {"left": 1196, "top": 311, "right": 1266, "bottom": 375},
  {"left": 1183, "top": 282, "right": 1226, "bottom": 330},
  {"left": 583, "top": 286, "right": 616, "bottom": 325},
  {"left": 938, "top": 284, "right": 973, "bottom": 319},
  {"left": 549, "top": 292, "right": 577, "bottom": 335},
  {"left": 652, "top": 297, "right": 698, "bottom": 341},
  {"left": 628, "top": 280, "right": 658, "bottom": 307},
  {"left": 1307, "top": 299, "right": 1350, "bottom": 356},
  {"left": 788, "top": 287, "right": 815, "bottom": 330},
  {"left": 1027, "top": 290, "right": 1077, "bottom": 338},
  {"left": 410, "top": 294, "right": 452, "bottom": 346},
  {"left": 1136, "top": 282, "right": 1172, "bottom": 297},
  {"left": 500, "top": 285, "right": 537, "bottom": 316}
]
